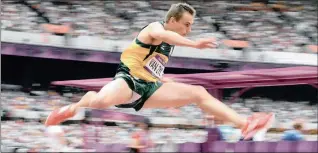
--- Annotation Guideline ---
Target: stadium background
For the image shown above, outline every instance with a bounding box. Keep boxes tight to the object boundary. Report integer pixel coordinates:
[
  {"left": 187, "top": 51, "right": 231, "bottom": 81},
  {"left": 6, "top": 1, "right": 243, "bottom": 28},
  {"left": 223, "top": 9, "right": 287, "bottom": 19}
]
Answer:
[{"left": 1, "top": 0, "right": 317, "bottom": 152}]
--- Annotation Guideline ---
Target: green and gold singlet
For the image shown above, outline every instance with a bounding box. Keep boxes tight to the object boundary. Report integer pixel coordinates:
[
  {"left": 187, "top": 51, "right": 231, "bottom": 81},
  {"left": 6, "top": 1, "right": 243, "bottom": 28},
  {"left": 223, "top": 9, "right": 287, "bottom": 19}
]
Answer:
[{"left": 114, "top": 21, "right": 175, "bottom": 111}]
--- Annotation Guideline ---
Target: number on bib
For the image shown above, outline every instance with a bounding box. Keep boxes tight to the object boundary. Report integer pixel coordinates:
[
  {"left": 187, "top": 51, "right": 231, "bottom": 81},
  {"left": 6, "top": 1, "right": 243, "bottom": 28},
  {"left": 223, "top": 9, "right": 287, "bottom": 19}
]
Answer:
[{"left": 144, "top": 55, "right": 165, "bottom": 79}]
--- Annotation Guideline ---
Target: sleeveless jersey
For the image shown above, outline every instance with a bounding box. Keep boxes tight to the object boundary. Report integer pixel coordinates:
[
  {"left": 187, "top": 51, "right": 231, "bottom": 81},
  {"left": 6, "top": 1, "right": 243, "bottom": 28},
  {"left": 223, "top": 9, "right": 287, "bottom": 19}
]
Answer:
[{"left": 120, "top": 21, "right": 175, "bottom": 82}]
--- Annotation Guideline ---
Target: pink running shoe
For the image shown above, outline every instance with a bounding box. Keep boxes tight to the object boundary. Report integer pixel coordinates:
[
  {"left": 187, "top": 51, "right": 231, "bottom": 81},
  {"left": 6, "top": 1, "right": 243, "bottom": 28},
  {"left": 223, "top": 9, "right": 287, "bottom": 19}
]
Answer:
[
  {"left": 241, "top": 112, "right": 275, "bottom": 140},
  {"left": 45, "top": 104, "right": 76, "bottom": 126}
]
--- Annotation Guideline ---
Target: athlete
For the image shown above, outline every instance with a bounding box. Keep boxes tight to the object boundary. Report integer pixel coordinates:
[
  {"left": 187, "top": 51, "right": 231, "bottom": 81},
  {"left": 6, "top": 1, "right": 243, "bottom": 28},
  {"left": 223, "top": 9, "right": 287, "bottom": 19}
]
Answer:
[{"left": 45, "top": 3, "right": 275, "bottom": 140}]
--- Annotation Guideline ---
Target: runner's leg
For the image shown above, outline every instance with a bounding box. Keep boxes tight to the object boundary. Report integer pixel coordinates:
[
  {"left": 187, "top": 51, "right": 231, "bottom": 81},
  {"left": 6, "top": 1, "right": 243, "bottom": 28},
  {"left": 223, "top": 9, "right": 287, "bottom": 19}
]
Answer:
[
  {"left": 69, "top": 91, "right": 97, "bottom": 113},
  {"left": 142, "top": 82, "right": 247, "bottom": 128},
  {"left": 45, "top": 78, "right": 133, "bottom": 126},
  {"left": 142, "top": 82, "right": 275, "bottom": 140},
  {"left": 72, "top": 78, "right": 133, "bottom": 110}
]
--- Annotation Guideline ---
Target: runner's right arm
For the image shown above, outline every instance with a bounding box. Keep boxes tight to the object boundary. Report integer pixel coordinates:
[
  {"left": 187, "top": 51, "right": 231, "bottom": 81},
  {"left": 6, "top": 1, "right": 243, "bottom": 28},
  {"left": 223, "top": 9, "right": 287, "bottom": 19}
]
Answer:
[
  {"left": 148, "top": 22, "right": 216, "bottom": 49},
  {"left": 148, "top": 22, "right": 197, "bottom": 48}
]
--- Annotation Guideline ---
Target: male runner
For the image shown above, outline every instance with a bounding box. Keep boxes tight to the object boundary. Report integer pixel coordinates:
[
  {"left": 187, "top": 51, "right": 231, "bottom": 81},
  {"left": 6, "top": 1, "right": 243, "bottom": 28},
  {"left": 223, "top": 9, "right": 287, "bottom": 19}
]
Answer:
[{"left": 45, "top": 3, "right": 274, "bottom": 140}]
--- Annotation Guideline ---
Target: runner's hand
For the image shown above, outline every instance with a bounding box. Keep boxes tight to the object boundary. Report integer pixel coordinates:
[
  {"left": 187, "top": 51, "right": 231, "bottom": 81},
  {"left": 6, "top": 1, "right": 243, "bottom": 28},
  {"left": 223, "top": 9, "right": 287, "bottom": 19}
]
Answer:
[{"left": 194, "top": 38, "right": 218, "bottom": 49}]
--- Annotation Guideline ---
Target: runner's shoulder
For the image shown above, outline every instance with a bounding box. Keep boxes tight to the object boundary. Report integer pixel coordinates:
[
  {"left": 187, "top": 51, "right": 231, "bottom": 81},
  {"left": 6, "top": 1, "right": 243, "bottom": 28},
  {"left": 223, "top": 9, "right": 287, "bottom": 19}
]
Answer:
[{"left": 148, "top": 21, "right": 165, "bottom": 30}]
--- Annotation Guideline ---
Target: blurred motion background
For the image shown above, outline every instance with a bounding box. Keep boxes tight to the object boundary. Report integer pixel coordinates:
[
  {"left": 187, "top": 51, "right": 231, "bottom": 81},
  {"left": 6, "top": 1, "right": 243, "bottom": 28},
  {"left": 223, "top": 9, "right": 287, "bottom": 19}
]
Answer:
[{"left": 1, "top": 0, "right": 317, "bottom": 152}]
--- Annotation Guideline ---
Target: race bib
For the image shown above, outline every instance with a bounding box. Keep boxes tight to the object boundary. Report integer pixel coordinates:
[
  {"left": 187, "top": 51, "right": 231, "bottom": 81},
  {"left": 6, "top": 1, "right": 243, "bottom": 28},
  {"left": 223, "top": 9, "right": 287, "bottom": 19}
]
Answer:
[{"left": 144, "top": 55, "right": 165, "bottom": 79}]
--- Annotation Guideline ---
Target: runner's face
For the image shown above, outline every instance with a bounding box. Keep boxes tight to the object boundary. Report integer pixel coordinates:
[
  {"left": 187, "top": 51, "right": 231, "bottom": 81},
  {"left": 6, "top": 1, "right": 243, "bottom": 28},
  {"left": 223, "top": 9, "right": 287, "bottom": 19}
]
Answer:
[{"left": 171, "top": 12, "right": 194, "bottom": 37}]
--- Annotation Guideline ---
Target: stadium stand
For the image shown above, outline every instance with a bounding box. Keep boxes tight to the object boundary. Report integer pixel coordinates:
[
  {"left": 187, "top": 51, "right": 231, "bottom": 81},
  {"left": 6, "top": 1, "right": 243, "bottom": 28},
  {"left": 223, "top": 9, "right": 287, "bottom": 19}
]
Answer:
[
  {"left": 1, "top": 88, "right": 317, "bottom": 152},
  {"left": 1, "top": 0, "right": 317, "bottom": 152},
  {"left": 1, "top": 0, "right": 317, "bottom": 53}
]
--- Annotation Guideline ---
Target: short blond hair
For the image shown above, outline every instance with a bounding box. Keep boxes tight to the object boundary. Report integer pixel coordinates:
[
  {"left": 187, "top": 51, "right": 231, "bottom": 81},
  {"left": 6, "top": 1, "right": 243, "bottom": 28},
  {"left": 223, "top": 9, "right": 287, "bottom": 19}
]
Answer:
[{"left": 165, "top": 3, "right": 196, "bottom": 23}]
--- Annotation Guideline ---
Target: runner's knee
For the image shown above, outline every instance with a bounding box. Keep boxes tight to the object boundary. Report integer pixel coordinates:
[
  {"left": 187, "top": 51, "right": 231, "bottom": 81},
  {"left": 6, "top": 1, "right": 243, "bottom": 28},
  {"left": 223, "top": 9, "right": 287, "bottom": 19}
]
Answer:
[
  {"left": 191, "top": 85, "right": 209, "bottom": 102},
  {"left": 79, "top": 91, "right": 97, "bottom": 102},
  {"left": 86, "top": 91, "right": 97, "bottom": 98},
  {"left": 89, "top": 92, "right": 111, "bottom": 108},
  {"left": 91, "top": 92, "right": 116, "bottom": 108},
  {"left": 83, "top": 91, "right": 97, "bottom": 100}
]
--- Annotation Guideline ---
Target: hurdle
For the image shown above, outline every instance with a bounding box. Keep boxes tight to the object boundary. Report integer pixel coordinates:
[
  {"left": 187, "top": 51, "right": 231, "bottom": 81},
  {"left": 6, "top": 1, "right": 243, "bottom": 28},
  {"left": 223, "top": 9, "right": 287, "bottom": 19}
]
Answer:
[
  {"left": 78, "top": 107, "right": 224, "bottom": 152},
  {"left": 80, "top": 108, "right": 148, "bottom": 152},
  {"left": 76, "top": 108, "right": 318, "bottom": 152}
]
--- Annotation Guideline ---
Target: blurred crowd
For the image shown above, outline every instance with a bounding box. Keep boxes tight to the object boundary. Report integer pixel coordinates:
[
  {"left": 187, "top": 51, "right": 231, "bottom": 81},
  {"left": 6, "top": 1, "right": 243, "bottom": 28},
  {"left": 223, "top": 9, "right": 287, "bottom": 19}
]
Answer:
[
  {"left": 2, "top": 87, "right": 317, "bottom": 125},
  {"left": 1, "top": 84, "right": 317, "bottom": 151},
  {"left": 198, "top": 1, "right": 317, "bottom": 53},
  {"left": 1, "top": 0, "right": 317, "bottom": 152},
  {"left": 228, "top": 98, "right": 317, "bottom": 125},
  {"left": 1, "top": 0, "right": 317, "bottom": 53}
]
